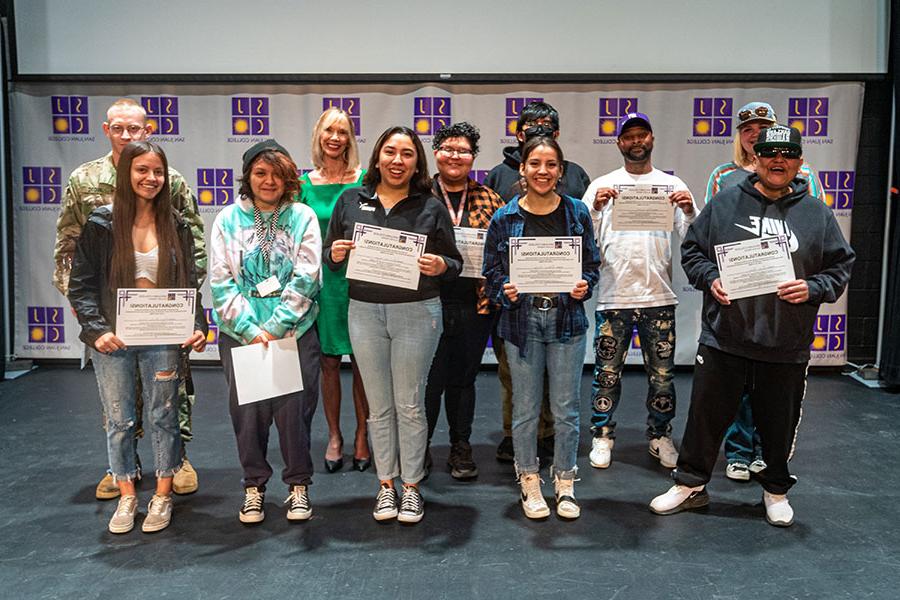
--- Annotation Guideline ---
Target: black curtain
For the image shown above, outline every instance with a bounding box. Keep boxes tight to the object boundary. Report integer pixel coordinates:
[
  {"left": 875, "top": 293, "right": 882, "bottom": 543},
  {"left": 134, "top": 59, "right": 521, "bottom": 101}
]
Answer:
[{"left": 879, "top": 1, "right": 900, "bottom": 385}]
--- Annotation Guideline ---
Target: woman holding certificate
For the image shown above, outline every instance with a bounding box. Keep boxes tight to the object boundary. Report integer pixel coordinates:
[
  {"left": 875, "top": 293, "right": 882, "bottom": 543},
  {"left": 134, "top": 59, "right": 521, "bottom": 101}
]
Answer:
[
  {"left": 300, "top": 107, "right": 371, "bottom": 473},
  {"left": 483, "top": 136, "right": 600, "bottom": 520},
  {"left": 69, "top": 141, "right": 207, "bottom": 534},
  {"left": 210, "top": 139, "right": 322, "bottom": 525},
  {"left": 324, "top": 126, "right": 462, "bottom": 523}
]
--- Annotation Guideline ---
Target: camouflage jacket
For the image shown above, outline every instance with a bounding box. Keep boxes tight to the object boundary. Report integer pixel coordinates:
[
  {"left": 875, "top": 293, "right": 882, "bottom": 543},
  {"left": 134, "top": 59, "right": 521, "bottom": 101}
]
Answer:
[{"left": 52, "top": 152, "right": 207, "bottom": 296}]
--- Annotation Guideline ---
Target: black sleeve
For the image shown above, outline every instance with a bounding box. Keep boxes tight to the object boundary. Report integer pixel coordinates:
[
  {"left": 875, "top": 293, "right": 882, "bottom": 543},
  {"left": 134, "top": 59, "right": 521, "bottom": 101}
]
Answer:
[
  {"left": 806, "top": 211, "right": 855, "bottom": 304},
  {"left": 67, "top": 220, "right": 111, "bottom": 347},
  {"left": 680, "top": 205, "right": 720, "bottom": 292}
]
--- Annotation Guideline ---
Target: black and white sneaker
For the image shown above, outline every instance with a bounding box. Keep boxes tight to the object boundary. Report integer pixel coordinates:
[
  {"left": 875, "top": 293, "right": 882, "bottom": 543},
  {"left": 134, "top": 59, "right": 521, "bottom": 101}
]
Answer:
[
  {"left": 285, "top": 485, "right": 312, "bottom": 521},
  {"left": 239, "top": 486, "right": 265, "bottom": 523},
  {"left": 397, "top": 485, "right": 424, "bottom": 523},
  {"left": 373, "top": 484, "right": 399, "bottom": 521}
]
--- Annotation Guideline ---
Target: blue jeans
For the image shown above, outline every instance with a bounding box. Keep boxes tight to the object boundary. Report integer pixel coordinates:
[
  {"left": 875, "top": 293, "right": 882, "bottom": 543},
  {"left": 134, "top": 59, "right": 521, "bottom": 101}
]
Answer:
[
  {"left": 92, "top": 345, "right": 182, "bottom": 482},
  {"left": 590, "top": 306, "right": 676, "bottom": 440},
  {"left": 505, "top": 305, "right": 585, "bottom": 479},
  {"left": 349, "top": 298, "right": 443, "bottom": 484},
  {"left": 724, "top": 392, "right": 763, "bottom": 464}
]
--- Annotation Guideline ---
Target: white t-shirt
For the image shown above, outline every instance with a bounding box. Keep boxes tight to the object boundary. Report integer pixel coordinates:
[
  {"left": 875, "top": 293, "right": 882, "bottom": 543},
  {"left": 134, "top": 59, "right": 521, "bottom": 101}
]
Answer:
[{"left": 581, "top": 167, "right": 698, "bottom": 311}]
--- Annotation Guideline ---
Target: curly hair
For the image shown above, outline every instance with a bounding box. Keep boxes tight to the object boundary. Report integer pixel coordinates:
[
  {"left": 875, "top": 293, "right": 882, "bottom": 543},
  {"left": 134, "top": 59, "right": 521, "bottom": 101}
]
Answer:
[
  {"left": 238, "top": 150, "right": 301, "bottom": 203},
  {"left": 431, "top": 121, "right": 480, "bottom": 156}
]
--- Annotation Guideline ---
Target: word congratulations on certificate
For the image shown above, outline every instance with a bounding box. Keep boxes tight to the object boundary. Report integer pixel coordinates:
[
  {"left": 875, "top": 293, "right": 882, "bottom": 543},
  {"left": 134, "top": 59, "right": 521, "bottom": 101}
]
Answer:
[
  {"left": 611, "top": 183, "right": 674, "bottom": 232},
  {"left": 115, "top": 288, "right": 196, "bottom": 346},
  {"left": 509, "top": 236, "right": 582, "bottom": 293},
  {"left": 714, "top": 235, "right": 796, "bottom": 300},
  {"left": 346, "top": 223, "right": 427, "bottom": 290}
]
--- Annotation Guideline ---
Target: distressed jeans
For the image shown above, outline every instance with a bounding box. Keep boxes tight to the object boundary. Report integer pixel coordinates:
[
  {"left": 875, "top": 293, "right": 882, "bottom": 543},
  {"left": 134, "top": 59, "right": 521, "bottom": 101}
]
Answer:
[
  {"left": 349, "top": 298, "right": 443, "bottom": 484},
  {"left": 505, "top": 306, "right": 585, "bottom": 479},
  {"left": 590, "top": 305, "right": 676, "bottom": 440},
  {"left": 92, "top": 345, "right": 182, "bottom": 482}
]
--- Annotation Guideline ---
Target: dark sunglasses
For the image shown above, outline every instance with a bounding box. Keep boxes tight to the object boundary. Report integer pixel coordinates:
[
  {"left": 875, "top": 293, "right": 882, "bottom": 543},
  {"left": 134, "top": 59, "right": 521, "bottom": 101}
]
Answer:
[
  {"left": 738, "top": 106, "right": 773, "bottom": 123},
  {"left": 757, "top": 147, "right": 801, "bottom": 159}
]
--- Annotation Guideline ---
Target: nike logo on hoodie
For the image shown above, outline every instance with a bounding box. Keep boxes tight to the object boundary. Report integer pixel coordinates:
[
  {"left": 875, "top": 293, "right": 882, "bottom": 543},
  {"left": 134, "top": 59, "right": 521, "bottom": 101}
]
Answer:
[{"left": 734, "top": 216, "right": 799, "bottom": 252}]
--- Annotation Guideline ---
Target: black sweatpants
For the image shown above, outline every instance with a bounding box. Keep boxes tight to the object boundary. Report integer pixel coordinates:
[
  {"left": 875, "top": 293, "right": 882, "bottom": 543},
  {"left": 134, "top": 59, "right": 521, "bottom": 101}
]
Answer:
[
  {"left": 219, "top": 329, "right": 320, "bottom": 490},
  {"left": 675, "top": 343, "right": 807, "bottom": 495}
]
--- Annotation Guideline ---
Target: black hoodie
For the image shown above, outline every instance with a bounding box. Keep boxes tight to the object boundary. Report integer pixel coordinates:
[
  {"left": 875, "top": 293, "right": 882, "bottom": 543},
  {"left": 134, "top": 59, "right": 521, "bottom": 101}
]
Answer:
[
  {"left": 681, "top": 173, "right": 854, "bottom": 363},
  {"left": 483, "top": 145, "right": 591, "bottom": 203}
]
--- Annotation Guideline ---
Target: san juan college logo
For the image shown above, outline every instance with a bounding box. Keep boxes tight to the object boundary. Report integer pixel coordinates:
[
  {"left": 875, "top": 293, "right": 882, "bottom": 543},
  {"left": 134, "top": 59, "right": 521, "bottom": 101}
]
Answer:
[
  {"left": 788, "top": 97, "right": 828, "bottom": 137},
  {"left": 505, "top": 97, "right": 543, "bottom": 137},
  {"left": 413, "top": 97, "right": 451, "bottom": 136},
  {"left": 142, "top": 96, "right": 180, "bottom": 135},
  {"left": 51, "top": 96, "right": 89, "bottom": 135},
  {"left": 28, "top": 306, "right": 65, "bottom": 344},
  {"left": 812, "top": 314, "right": 845, "bottom": 352},
  {"left": 197, "top": 169, "right": 234, "bottom": 208},
  {"left": 692, "top": 97, "right": 732, "bottom": 137},
  {"left": 598, "top": 97, "right": 638, "bottom": 137},
  {"left": 820, "top": 171, "right": 854, "bottom": 210},
  {"left": 232, "top": 97, "right": 270, "bottom": 136},
  {"left": 23, "top": 167, "right": 62, "bottom": 205}
]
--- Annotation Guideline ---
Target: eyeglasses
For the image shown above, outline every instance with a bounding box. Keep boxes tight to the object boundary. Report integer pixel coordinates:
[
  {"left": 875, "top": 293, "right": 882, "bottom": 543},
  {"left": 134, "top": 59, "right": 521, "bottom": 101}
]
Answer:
[
  {"left": 438, "top": 146, "right": 474, "bottom": 158},
  {"left": 757, "top": 147, "right": 801, "bottom": 159},
  {"left": 738, "top": 106, "right": 773, "bottom": 123},
  {"left": 108, "top": 124, "right": 146, "bottom": 137}
]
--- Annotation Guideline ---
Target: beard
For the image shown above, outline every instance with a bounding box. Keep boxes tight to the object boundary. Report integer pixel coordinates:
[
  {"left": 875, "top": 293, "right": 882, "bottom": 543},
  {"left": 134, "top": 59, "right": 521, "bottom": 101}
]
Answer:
[{"left": 622, "top": 144, "right": 652, "bottom": 162}]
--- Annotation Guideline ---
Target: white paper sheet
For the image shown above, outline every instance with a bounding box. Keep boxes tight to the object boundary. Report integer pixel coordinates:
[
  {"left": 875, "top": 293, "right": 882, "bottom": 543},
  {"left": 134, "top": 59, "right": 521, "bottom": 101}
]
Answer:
[{"left": 230, "top": 336, "right": 304, "bottom": 405}]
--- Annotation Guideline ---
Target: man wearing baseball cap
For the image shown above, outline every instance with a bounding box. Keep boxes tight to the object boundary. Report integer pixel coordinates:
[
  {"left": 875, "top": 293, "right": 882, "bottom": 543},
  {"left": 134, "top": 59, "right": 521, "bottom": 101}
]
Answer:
[
  {"left": 650, "top": 125, "right": 854, "bottom": 527},
  {"left": 581, "top": 112, "right": 698, "bottom": 471}
]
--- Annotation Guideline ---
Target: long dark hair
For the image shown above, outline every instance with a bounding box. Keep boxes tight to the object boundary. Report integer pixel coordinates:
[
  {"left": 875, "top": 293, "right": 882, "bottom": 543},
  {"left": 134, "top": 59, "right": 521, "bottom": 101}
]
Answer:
[
  {"left": 110, "top": 141, "right": 187, "bottom": 290},
  {"left": 362, "top": 126, "right": 432, "bottom": 196}
]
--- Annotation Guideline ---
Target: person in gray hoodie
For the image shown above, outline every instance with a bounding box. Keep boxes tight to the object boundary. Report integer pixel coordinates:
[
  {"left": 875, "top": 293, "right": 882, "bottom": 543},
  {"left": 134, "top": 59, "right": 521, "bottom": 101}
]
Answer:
[{"left": 649, "top": 125, "right": 854, "bottom": 527}]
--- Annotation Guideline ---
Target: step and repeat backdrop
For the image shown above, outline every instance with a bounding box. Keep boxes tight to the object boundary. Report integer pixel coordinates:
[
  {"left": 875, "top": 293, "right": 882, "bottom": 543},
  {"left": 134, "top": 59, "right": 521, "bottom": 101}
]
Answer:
[{"left": 10, "top": 82, "right": 862, "bottom": 365}]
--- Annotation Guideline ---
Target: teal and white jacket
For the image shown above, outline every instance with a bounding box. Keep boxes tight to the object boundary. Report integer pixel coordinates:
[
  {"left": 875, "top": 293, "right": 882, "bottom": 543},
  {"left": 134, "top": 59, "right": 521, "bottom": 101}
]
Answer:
[{"left": 210, "top": 196, "right": 321, "bottom": 344}]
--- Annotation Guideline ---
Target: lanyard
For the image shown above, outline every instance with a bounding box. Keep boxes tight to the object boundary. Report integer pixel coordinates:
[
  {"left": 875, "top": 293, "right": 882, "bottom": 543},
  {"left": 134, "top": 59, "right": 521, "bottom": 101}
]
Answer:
[{"left": 437, "top": 178, "right": 467, "bottom": 227}]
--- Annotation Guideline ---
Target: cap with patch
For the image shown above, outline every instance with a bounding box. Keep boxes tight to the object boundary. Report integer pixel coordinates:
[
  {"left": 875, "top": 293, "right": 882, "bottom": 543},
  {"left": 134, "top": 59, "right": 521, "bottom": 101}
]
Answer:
[
  {"left": 753, "top": 125, "right": 802, "bottom": 153},
  {"left": 617, "top": 112, "right": 652, "bottom": 137},
  {"left": 242, "top": 138, "right": 291, "bottom": 171},
  {"left": 736, "top": 101, "right": 777, "bottom": 129}
]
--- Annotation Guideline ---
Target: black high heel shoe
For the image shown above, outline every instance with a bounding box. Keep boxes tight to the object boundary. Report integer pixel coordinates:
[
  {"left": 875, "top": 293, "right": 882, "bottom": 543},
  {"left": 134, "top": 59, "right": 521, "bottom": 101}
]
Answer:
[
  {"left": 324, "top": 456, "right": 344, "bottom": 473},
  {"left": 352, "top": 457, "right": 371, "bottom": 472}
]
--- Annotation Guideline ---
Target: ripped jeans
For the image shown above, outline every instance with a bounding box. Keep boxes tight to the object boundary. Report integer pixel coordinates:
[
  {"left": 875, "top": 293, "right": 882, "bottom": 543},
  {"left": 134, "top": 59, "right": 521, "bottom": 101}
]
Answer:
[
  {"left": 92, "top": 345, "right": 182, "bottom": 482},
  {"left": 349, "top": 298, "right": 442, "bottom": 484},
  {"left": 590, "top": 306, "right": 677, "bottom": 440}
]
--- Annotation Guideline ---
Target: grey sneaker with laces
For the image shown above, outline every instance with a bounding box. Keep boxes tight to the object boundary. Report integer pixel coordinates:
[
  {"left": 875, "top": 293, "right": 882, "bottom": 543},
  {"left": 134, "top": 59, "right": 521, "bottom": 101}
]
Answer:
[
  {"left": 141, "top": 494, "right": 173, "bottom": 533},
  {"left": 108, "top": 494, "right": 138, "bottom": 534},
  {"left": 373, "top": 484, "right": 399, "bottom": 521}
]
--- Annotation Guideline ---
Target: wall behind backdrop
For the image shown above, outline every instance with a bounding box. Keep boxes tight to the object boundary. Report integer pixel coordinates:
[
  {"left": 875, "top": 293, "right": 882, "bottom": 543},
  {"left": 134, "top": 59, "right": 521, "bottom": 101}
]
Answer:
[{"left": 10, "top": 81, "right": 862, "bottom": 365}]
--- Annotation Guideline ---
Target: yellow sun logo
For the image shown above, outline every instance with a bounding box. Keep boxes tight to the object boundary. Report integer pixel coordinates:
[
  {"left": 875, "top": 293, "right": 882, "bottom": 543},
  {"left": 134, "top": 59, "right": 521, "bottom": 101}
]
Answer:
[
  {"left": 415, "top": 118, "right": 430, "bottom": 134},
  {"left": 600, "top": 120, "right": 616, "bottom": 135},
  {"left": 694, "top": 119, "right": 711, "bottom": 135},
  {"left": 233, "top": 118, "right": 249, "bottom": 134},
  {"left": 199, "top": 190, "right": 214, "bottom": 205},
  {"left": 30, "top": 327, "right": 44, "bottom": 342},
  {"left": 790, "top": 120, "right": 805, "bottom": 134},
  {"left": 24, "top": 187, "right": 41, "bottom": 203},
  {"left": 812, "top": 335, "right": 827, "bottom": 350},
  {"left": 54, "top": 117, "right": 69, "bottom": 133}
]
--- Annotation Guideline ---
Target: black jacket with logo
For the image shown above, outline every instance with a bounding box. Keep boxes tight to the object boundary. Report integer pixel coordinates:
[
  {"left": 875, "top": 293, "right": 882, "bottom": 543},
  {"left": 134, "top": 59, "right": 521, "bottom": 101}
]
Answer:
[{"left": 681, "top": 174, "right": 855, "bottom": 363}]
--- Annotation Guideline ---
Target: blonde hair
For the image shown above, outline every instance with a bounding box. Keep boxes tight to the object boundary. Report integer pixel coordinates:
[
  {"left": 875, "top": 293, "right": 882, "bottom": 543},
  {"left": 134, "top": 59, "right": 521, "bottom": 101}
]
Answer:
[
  {"left": 106, "top": 98, "right": 146, "bottom": 122},
  {"left": 732, "top": 132, "right": 752, "bottom": 168},
  {"left": 310, "top": 107, "right": 360, "bottom": 171}
]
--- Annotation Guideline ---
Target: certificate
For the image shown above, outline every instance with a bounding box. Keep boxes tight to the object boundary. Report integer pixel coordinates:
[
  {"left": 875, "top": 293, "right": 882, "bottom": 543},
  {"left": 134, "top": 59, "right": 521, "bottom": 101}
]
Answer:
[
  {"left": 611, "top": 184, "right": 674, "bottom": 231},
  {"left": 346, "top": 224, "right": 427, "bottom": 290},
  {"left": 509, "top": 236, "right": 582, "bottom": 293},
  {"left": 230, "top": 337, "right": 304, "bottom": 405},
  {"left": 454, "top": 226, "right": 488, "bottom": 279},
  {"left": 115, "top": 288, "right": 195, "bottom": 346},
  {"left": 715, "top": 235, "right": 796, "bottom": 300}
]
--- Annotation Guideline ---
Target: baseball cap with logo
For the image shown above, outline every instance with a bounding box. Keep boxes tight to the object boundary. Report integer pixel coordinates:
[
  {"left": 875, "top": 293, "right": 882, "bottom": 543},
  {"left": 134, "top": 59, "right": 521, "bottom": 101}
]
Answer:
[
  {"left": 617, "top": 112, "right": 652, "bottom": 137},
  {"left": 753, "top": 125, "right": 802, "bottom": 156},
  {"left": 736, "top": 101, "right": 777, "bottom": 129}
]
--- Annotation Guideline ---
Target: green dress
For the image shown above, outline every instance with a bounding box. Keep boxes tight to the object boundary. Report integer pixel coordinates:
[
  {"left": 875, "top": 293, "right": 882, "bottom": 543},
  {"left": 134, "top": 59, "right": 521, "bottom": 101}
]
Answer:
[{"left": 299, "top": 170, "right": 365, "bottom": 355}]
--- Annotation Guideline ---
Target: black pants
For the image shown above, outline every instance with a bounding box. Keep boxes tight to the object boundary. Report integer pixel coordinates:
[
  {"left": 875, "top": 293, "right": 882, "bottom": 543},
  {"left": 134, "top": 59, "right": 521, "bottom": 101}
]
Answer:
[
  {"left": 219, "top": 329, "right": 320, "bottom": 490},
  {"left": 424, "top": 303, "right": 496, "bottom": 444},
  {"left": 675, "top": 344, "right": 807, "bottom": 495}
]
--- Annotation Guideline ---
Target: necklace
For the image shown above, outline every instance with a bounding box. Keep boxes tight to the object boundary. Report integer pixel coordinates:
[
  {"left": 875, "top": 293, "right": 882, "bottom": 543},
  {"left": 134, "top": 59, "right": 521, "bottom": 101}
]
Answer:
[{"left": 437, "top": 177, "right": 467, "bottom": 226}]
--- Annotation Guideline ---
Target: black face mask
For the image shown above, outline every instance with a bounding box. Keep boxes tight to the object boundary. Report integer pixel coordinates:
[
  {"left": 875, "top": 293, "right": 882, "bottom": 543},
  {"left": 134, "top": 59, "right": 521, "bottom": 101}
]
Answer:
[{"left": 523, "top": 124, "right": 557, "bottom": 140}]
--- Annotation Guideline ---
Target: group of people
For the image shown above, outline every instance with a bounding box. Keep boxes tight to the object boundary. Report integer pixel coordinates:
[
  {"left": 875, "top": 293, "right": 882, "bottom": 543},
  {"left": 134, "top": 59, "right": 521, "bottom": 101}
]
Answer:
[{"left": 54, "top": 97, "right": 854, "bottom": 534}]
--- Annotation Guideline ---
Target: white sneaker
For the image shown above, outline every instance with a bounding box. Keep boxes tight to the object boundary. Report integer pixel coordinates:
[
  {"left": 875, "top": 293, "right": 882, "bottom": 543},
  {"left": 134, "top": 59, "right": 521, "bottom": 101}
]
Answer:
[
  {"left": 285, "top": 485, "right": 312, "bottom": 521},
  {"left": 649, "top": 484, "right": 709, "bottom": 515},
  {"left": 239, "top": 487, "right": 265, "bottom": 524},
  {"left": 519, "top": 473, "right": 550, "bottom": 519},
  {"left": 553, "top": 475, "right": 580, "bottom": 519},
  {"left": 397, "top": 485, "right": 424, "bottom": 524},
  {"left": 108, "top": 494, "right": 138, "bottom": 534},
  {"left": 726, "top": 462, "right": 751, "bottom": 481},
  {"left": 763, "top": 491, "right": 794, "bottom": 527},
  {"left": 589, "top": 437, "right": 614, "bottom": 469},
  {"left": 749, "top": 459, "right": 768, "bottom": 473},
  {"left": 649, "top": 437, "right": 679, "bottom": 468}
]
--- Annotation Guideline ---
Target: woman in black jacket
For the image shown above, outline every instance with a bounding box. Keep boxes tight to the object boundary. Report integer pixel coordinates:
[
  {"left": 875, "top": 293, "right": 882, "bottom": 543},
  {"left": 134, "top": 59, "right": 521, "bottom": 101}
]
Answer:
[{"left": 69, "top": 141, "right": 207, "bottom": 534}]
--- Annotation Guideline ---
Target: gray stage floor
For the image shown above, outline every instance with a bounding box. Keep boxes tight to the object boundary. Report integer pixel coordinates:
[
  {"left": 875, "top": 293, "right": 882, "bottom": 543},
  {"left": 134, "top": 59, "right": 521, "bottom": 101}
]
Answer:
[{"left": 1, "top": 364, "right": 897, "bottom": 599}]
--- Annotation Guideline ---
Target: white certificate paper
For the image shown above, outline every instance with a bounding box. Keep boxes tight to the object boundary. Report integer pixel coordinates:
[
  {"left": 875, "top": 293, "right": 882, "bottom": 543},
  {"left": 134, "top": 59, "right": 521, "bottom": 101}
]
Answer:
[
  {"left": 611, "top": 184, "right": 674, "bottom": 232},
  {"left": 115, "top": 288, "right": 195, "bottom": 346},
  {"left": 715, "top": 235, "right": 796, "bottom": 300},
  {"left": 346, "top": 224, "right": 427, "bottom": 290},
  {"left": 454, "top": 226, "right": 488, "bottom": 279},
  {"left": 231, "top": 336, "right": 304, "bottom": 405},
  {"left": 509, "top": 236, "right": 582, "bottom": 293}
]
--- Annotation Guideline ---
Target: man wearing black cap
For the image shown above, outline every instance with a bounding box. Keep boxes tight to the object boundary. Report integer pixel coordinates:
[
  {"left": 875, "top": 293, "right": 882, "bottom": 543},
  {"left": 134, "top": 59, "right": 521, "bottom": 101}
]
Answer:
[
  {"left": 650, "top": 125, "right": 854, "bottom": 527},
  {"left": 582, "top": 112, "right": 697, "bottom": 472}
]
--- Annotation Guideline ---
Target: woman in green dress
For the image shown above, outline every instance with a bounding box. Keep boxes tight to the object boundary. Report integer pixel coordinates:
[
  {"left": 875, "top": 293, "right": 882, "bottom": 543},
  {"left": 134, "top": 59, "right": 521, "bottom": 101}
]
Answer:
[{"left": 300, "top": 107, "right": 370, "bottom": 472}]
